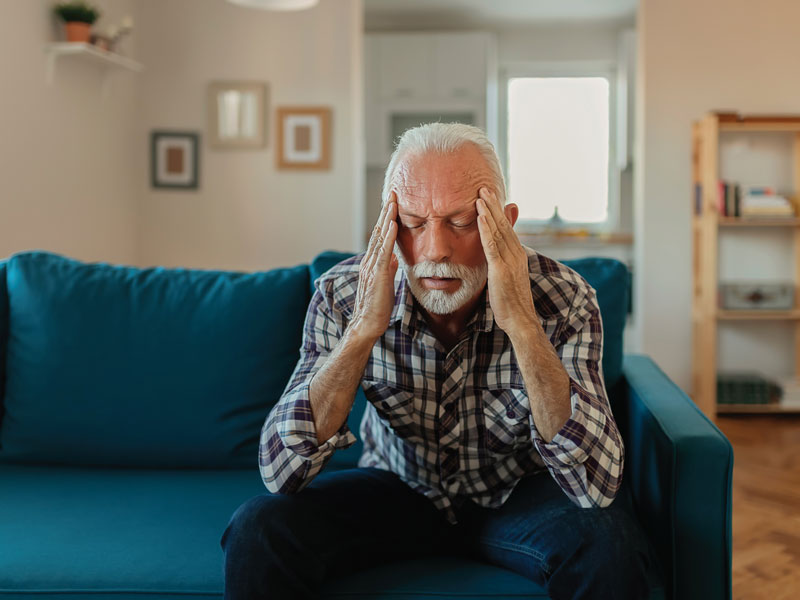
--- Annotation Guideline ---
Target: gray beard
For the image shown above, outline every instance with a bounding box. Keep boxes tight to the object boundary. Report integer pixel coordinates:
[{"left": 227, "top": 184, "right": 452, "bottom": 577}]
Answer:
[{"left": 394, "top": 248, "right": 488, "bottom": 315}]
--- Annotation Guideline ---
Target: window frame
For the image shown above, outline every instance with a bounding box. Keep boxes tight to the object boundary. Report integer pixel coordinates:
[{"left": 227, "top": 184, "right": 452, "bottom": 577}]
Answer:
[{"left": 498, "top": 60, "right": 620, "bottom": 234}]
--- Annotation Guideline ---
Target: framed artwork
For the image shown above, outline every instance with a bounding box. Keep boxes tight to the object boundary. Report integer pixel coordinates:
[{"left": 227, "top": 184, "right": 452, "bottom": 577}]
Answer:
[
  {"left": 276, "top": 106, "right": 331, "bottom": 170},
  {"left": 150, "top": 131, "right": 200, "bottom": 189},
  {"left": 207, "top": 81, "right": 268, "bottom": 149}
]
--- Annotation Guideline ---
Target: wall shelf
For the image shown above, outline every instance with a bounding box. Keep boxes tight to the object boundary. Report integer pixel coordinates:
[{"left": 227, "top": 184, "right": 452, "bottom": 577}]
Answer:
[
  {"left": 44, "top": 42, "right": 143, "bottom": 96},
  {"left": 718, "top": 217, "right": 800, "bottom": 227},
  {"left": 717, "top": 309, "right": 800, "bottom": 320},
  {"left": 517, "top": 231, "right": 633, "bottom": 245},
  {"left": 716, "top": 403, "right": 800, "bottom": 414}
]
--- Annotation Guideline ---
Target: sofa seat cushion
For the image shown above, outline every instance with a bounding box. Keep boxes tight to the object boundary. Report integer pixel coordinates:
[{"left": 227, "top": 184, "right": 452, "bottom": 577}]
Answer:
[
  {"left": 0, "top": 464, "right": 263, "bottom": 599},
  {"left": 0, "top": 464, "right": 549, "bottom": 599},
  {"left": 0, "top": 463, "right": 665, "bottom": 599},
  {"left": 1, "top": 251, "right": 310, "bottom": 469}
]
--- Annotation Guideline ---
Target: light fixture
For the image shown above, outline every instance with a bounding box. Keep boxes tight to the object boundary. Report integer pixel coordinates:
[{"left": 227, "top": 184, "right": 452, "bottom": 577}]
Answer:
[{"left": 226, "top": 0, "right": 319, "bottom": 10}]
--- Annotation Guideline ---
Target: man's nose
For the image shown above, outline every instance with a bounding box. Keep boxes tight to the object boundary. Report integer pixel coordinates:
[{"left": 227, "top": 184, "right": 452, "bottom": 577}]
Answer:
[{"left": 420, "top": 222, "right": 453, "bottom": 263}]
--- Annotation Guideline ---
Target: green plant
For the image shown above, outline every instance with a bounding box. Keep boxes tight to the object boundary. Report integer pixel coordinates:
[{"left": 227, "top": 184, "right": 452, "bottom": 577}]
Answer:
[{"left": 53, "top": 1, "right": 100, "bottom": 25}]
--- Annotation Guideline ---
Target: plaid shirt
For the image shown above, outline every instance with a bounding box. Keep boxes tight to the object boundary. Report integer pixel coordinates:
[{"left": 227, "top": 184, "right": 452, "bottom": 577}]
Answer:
[{"left": 259, "top": 246, "right": 624, "bottom": 525}]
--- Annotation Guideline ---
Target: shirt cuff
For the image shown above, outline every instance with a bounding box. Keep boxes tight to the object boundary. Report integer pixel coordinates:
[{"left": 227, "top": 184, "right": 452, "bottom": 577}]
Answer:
[
  {"left": 275, "top": 381, "right": 358, "bottom": 460},
  {"left": 529, "top": 378, "right": 607, "bottom": 469}
]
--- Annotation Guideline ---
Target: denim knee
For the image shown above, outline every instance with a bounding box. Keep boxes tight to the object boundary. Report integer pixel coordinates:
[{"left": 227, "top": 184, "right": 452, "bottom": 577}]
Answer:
[
  {"left": 547, "top": 506, "right": 652, "bottom": 600},
  {"left": 221, "top": 494, "right": 272, "bottom": 549},
  {"left": 220, "top": 493, "right": 324, "bottom": 600}
]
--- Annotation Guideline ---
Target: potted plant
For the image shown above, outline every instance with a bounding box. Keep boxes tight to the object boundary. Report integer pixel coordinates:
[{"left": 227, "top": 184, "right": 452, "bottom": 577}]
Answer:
[{"left": 53, "top": 1, "right": 100, "bottom": 44}]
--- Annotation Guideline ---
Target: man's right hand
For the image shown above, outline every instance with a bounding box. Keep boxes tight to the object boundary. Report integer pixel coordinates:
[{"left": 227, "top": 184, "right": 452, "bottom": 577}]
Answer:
[{"left": 349, "top": 191, "right": 399, "bottom": 342}]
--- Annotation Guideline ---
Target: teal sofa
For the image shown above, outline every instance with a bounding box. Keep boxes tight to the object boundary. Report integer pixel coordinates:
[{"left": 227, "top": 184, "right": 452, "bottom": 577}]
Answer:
[{"left": 0, "top": 250, "right": 733, "bottom": 600}]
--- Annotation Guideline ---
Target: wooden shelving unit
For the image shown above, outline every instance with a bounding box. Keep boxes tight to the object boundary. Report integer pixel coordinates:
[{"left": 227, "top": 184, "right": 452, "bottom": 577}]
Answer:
[{"left": 691, "top": 111, "right": 800, "bottom": 417}]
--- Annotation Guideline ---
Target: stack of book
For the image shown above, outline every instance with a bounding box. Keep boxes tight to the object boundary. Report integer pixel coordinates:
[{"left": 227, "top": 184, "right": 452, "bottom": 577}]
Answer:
[
  {"left": 741, "top": 186, "right": 795, "bottom": 218},
  {"left": 717, "top": 183, "right": 796, "bottom": 218},
  {"left": 717, "top": 181, "right": 741, "bottom": 216},
  {"left": 716, "top": 372, "right": 781, "bottom": 405},
  {"left": 771, "top": 376, "right": 800, "bottom": 409}
]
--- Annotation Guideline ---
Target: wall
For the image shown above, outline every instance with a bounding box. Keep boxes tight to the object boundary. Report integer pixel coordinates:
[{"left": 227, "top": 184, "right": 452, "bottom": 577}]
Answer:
[
  {"left": 136, "top": 0, "right": 364, "bottom": 271},
  {"left": 0, "top": 0, "right": 142, "bottom": 265},
  {"left": 635, "top": 0, "right": 800, "bottom": 392}
]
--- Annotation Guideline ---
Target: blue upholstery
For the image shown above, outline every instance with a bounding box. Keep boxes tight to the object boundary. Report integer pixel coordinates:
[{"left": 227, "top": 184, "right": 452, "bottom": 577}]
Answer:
[
  {"left": 0, "top": 260, "right": 7, "bottom": 438},
  {"left": 0, "top": 250, "right": 732, "bottom": 599},
  {"left": 619, "top": 355, "right": 734, "bottom": 600},
  {"left": 0, "top": 251, "right": 310, "bottom": 469}
]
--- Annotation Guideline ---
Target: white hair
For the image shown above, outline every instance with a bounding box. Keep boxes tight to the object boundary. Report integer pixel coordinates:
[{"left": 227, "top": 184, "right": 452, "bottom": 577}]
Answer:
[{"left": 381, "top": 122, "right": 507, "bottom": 205}]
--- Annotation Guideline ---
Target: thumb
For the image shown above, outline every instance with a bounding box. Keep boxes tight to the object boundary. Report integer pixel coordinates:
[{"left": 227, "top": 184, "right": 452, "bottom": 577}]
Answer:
[{"left": 389, "top": 253, "right": 399, "bottom": 276}]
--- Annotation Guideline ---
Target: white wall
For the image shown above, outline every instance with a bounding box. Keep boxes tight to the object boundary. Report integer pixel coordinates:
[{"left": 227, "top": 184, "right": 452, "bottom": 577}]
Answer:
[
  {"left": 136, "top": 0, "right": 364, "bottom": 271},
  {"left": 0, "top": 0, "right": 364, "bottom": 272},
  {"left": 635, "top": 0, "right": 800, "bottom": 392},
  {"left": 497, "top": 22, "right": 624, "bottom": 63},
  {"left": 0, "top": 0, "right": 142, "bottom": 265}
]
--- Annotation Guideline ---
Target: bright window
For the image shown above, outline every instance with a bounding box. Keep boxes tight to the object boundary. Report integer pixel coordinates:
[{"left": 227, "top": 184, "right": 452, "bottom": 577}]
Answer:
[{"left": 507, "top": 77, "right": 610, "bottom": 224}]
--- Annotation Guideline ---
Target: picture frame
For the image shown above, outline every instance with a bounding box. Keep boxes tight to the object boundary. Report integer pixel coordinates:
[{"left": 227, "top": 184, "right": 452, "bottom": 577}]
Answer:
[
  {"left": 276, "top": 106, "right": 332, "bottom": 170},
  {"left": 207, "top": 81, "right": 268, "bottom": 149},
  {"left": 150, "top": 131, "right": 200, "bottom": 190}
]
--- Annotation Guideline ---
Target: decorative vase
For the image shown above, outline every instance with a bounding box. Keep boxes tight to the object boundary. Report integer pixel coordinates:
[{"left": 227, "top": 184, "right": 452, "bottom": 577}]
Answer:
[{"left": 65, "top": 22, "right": 91, "bottom": 43}]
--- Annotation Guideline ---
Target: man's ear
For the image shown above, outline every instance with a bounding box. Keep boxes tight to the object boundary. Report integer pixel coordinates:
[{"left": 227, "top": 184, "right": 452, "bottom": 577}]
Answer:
[{"left": 504, "top": 203, "right": 520, "bottom": 228}]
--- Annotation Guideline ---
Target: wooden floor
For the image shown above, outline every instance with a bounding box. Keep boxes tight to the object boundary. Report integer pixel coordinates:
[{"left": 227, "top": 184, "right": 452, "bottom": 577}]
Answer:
[{"left": 714, "top": 415, "right": 800, "bottom": 600}]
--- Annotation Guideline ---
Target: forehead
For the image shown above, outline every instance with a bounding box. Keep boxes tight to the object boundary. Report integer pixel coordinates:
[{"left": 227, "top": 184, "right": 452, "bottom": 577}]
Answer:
[{"left": 393, "top": 145, "right": 493, "bottom": 215}]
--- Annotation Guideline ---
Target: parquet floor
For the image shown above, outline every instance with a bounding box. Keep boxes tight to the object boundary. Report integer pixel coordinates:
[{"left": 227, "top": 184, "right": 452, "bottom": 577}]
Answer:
[{"left": 714, "top": 415, "right": 800, "bottom": 599}]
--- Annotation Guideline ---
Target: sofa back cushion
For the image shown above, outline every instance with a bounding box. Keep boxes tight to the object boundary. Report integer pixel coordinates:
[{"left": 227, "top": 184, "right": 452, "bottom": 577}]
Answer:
[
  {"left": 0, "top": 251, "right": 310, "bottom": 469},
  {"left": 309, "top": 250, "right": 631, "bottom": 470},
  {"left": 0, "top": 261, "right": 7, "bottom": 431}
]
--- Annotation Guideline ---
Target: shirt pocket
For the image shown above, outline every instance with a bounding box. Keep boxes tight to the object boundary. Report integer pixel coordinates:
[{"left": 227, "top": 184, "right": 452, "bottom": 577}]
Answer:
[
  {"left": 481, "top": 388, "right": 531, "bottom": 454},
  {"left": 361, "top": 379, "right": 420, "bottom": 441}
]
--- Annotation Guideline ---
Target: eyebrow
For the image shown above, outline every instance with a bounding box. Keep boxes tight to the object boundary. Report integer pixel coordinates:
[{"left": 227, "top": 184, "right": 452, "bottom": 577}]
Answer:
[{"left": 398, "top": 206, "right": 476, "bottom": 220}]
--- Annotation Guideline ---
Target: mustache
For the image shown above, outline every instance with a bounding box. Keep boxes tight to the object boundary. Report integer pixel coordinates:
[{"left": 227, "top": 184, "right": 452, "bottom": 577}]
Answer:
[{"left": 409, "top": 260, "right": 482, "bottom": 280}]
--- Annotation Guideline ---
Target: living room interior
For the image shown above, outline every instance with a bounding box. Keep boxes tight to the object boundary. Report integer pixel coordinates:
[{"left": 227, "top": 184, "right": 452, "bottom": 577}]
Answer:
[{"left": 0, "top": 0, "right": 798, "bottom": 599}]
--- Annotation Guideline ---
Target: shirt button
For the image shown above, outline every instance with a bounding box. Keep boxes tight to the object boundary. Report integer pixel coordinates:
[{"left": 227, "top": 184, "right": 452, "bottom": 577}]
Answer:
[{"left": 506, "top": 408, "right": 517, "bottom": 419}]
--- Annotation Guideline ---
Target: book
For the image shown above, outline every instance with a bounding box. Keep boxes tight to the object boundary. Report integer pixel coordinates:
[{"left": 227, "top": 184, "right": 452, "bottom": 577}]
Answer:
[{"left": 717, "top": 372, "right": 781, "bottom": 405}]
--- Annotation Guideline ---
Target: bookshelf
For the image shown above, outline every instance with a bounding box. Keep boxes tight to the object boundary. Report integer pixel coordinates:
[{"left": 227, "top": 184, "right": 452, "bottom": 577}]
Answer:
[{"left": 691, "top": 111, "right": 800, "bottom": 417}]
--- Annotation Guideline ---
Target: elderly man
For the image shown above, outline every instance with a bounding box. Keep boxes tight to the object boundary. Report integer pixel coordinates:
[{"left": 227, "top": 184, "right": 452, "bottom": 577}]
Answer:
[{"left": 221, "top": 123, "right": 656, "bottom": 599}]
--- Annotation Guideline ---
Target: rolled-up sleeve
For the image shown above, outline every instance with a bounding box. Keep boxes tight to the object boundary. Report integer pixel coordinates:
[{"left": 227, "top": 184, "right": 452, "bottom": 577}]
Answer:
[
  {"left": 529, "top": 284, "right": 625, "bottom": 508},
  {"left": 258, "top": 284, "right": 358, "bottom": 494}
]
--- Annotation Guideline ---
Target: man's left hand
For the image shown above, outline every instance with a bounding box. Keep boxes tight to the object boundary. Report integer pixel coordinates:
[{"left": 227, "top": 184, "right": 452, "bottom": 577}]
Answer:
[{"left": 475, "top": 186, "right": 538, "bottom": 334}]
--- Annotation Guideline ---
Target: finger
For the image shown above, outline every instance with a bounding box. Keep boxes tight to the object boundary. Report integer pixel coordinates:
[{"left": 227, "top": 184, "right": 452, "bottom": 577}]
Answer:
[
  {"left": 477, "top": 197, "right": 508, "bottom": 255},
  {"left": 368, "top": 194, "right": 394, "bottom": 250},
  {"left": 479, "top": 187, "right": 513, "bottom": 234},
  {"left": 478, "top": 187, "right": 510, "bottom": 229},
  {"left": 477, "top": 209, "right": 501, "bottom": 260},
  {"left": 364, "top": 193, "right": 396, "bottom": 268},
  {"left": 365, "top": 199, "right": 396, "bottom": 273},
  {"left": 376, "top": 219, "right": 397, "bottom": 268},
  {"left": 479, "top": 188, "right": 523, "bottom": 256}
]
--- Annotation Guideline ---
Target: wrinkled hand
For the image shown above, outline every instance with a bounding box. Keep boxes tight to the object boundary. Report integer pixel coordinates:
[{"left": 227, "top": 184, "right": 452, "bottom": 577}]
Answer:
[
  {"left": 349, "top": 192, "right": 399, "bottom": 341},
  {"left": 475, "top": 187, "right": 538, "bottom": 333}
]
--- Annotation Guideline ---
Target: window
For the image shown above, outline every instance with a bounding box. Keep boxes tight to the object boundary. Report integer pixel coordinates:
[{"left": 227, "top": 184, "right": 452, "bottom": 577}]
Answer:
[{"left": 500, "top": 66, "right": 617, "bottom": 230}]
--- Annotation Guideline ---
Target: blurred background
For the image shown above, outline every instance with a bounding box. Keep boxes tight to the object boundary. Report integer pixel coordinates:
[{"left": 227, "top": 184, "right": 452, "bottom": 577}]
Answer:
[{"left": 3, "top": 0, "right": 800, "bottom": 410}]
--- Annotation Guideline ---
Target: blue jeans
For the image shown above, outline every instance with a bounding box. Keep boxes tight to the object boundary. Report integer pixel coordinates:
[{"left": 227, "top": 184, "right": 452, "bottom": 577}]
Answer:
[{"left": 220, "top": 467, "right": 657, "bottom": 600}]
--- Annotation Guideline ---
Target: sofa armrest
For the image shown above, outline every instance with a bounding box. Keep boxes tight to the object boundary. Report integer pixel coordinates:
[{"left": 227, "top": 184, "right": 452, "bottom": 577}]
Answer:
[{"left": 619, "top": 354, "right": 733, "bottom": 600}]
